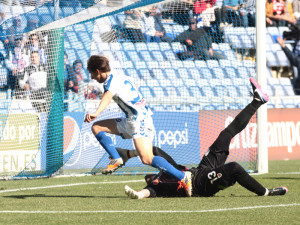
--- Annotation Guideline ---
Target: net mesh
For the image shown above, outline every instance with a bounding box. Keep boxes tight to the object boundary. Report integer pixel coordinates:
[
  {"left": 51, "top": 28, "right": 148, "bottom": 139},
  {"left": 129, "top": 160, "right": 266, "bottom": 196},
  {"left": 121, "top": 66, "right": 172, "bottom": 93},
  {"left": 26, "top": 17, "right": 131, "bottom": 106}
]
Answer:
[{"left": 0, "top": 0, "right": 258, "bottom": 179}]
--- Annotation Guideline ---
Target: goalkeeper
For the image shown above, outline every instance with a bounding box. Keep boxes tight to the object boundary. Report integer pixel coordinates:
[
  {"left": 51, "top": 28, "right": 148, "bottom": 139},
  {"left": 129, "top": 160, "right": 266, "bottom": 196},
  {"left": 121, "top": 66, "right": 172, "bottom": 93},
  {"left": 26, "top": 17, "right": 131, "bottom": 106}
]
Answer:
[{"left": 120, "top": 78, "right": 288, "bottom": 198}]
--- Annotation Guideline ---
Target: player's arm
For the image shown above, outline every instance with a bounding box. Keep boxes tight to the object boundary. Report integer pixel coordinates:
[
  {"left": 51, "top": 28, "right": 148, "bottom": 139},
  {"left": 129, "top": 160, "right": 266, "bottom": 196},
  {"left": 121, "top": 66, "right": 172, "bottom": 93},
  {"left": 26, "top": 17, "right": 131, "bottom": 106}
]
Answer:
[{"left": 84, "top": 90, "right": 113, "bottom": 123}]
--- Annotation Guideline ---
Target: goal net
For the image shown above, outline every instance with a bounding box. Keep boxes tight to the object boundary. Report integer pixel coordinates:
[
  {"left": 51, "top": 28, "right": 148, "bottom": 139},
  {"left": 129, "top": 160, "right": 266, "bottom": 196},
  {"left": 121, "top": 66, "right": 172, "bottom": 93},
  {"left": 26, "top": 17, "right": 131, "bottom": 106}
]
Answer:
[{"left": 0, "top": 0, "right": 258, "bottom": 179}]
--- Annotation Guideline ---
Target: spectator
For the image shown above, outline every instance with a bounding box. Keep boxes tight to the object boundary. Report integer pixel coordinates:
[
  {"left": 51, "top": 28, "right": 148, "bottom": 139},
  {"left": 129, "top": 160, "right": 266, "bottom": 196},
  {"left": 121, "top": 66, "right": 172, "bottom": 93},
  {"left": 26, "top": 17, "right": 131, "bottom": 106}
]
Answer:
[
  {"left": 123, "top": 9, "right": 145, "bottom": 42},
  {"left": 141, "top": 8, "right": 158, "bottom": 42},
  {"left": 63, "top": 52, "right": 72, "bottom": 89},
  {"left": 194, "top": 0, "right": 216, "bottom": 16},
  {"left": 293, "top": 0, "right": 300, "bottom": 26},
  {"left": 173, "top": 18, "right": 225, "bottom": 60},
  {"left": 222, "top": 0, "right": 245, "bottom": 27},
  {"left": 24, "top": 17, "right": 40, "bottom": 33},
  {"left": 68, "top": 59, "right": 84, "bottom": 94},
  {"left": 240, "top": 0, "right": 255, "bottom": 27},
  {"left": 18, "top": 51, "right": 48, "bottom": 112},
  {"left": 5, "top": 36, "right": 28, "bottom": 91},
  {"left": 214, "top": 0, "right": 228, "bottom": 27},
  {"left": 277, "top": 36, "right": 300, "bottom": 94},
  {"left": 24, "top": 33, "right": 47, "bottom": 63},
  {"left": 266, "top": 0, "right": 296, "bottom": 27},
  {"left": 0, "top": 4, "right": 7, "bottom": 24},
  {"left": 152, "top": 6, "right": 173, "bottom": 43},
  {"left": 84, "top": 85, "right": 98, "bottom": 100}
]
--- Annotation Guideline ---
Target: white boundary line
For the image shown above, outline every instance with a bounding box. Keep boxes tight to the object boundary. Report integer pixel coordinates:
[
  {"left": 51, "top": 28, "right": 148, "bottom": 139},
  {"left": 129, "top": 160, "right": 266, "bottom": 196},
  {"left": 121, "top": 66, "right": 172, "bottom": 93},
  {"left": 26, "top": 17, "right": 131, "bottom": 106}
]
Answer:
[
  {"left": 0, "top": 180, "right": 144, "bottom": 194},
  {"left": 0, "top": 204, "right": 299, "bottom": 213}
]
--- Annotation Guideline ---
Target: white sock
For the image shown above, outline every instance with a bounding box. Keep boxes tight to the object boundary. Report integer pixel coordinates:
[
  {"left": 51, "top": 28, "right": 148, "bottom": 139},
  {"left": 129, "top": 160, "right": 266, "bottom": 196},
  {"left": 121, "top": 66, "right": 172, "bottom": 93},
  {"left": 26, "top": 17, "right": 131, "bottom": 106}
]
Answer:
[{"left": 264, "top": 188, "right": 269, "bottom": 196}]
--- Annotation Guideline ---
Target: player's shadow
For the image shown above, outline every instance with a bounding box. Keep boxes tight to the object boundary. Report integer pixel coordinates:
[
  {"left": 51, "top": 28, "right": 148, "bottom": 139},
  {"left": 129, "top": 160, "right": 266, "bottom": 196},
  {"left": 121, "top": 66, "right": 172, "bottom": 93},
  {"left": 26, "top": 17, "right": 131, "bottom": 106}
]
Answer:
[
  {"left": 2, "top": 194, "right": 127, "bottom": 199},
  {"left": 261, "top": 177, "right": 300, "bottom": 180}
]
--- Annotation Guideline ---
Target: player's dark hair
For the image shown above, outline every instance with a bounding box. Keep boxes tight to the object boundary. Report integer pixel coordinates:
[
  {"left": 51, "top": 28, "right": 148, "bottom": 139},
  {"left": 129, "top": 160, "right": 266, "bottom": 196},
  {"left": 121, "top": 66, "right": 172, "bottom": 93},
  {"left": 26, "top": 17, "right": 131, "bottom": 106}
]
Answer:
[{"left": 87, "top": 55, "right": 110, "bottom": 73}]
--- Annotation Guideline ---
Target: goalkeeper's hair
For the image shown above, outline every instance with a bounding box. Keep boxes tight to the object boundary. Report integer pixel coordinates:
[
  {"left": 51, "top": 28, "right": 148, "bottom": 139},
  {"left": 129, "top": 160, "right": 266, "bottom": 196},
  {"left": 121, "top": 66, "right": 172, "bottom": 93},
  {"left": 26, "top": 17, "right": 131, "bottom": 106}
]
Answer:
[{"left": 87, "top": 55, "right": 111, "bottom": 73}]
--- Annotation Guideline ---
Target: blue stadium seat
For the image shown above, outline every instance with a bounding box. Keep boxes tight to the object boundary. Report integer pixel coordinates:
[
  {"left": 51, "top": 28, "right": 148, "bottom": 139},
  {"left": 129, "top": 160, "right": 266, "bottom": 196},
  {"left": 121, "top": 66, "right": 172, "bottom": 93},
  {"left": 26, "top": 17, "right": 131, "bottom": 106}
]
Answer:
[
  {"left": 139, "top": 50, "right": 153, "bottom": 61},
  {"left": 189, "top": 68, "right": 202, "bottom": 80},
  {"left": 219, "top": 59, "right": 232, "bottom": 68},
  {"left": 173, "top": 24, "right": 185, "bottom": 37},
  {"left": 164, "top": 50, "right": 177, "bottom": 61},
  {"left": 243, "top": 60, "right": 256, "bottom": 68},
  {"left": 147, "top": 42, "right": 160, "bottom": 51},
  {"left": 165, "top": 86, "right": 180, "bottom": 97},
  {"left": 201, "top": 85, "right": 214, "bottom": 97},
  {"left": 227, "top": 85, "right": 240, "bottom": 97},
  {"left": 209, "top": 78, "right": 221, "bottom": 87},
  {"left": 123, "top": 61, "right": 134, "bottom": 69},
  {"left": 151, "top": 50, "right": 165, "bottom": 61},
  {"left": 171, "top": 42, "right": 185, "bottom": 53},
  {"left": 125, "top": 68, "right": 140, "bottom": 79},
  {"left": 146, "top": 79, "right": 160, "bottom": 87},
  {"left": 177, "top": 68, "right": 190, "bottom": 80},
  {"left": 206, "top": 60, "right": 219, "bottom": 68},
  {"left": 159, "top": 61, "right": 172, "bottom": 69},
  {"left": 215, "top": 105, "right": 227, "bottom": 110},
  {"left": 0, "top": 68, "right": 8, "bottom": 88},
  {"left": 140, "top": 86, "right": 154, "bottom": 99},
  {"left": 178, "top": 86, "right": 192, "bottom": 97},
  {"left": 211, "top": 67, "right": 226, "bottom": 79},
  {"left": 228, "top": 34, "right": 243, "bottom": 49},
  {"left": 164, "top": 68, "right": 178, "bottom": 80},
  {"left": 182, "top": 61, "right": 195, "bottom": 68},
  {"left": 122, "top": 42, "right": 135, "bottom": 51},
  {"left": 228, "top": 104, "right": 243, "bottom": 110},
  {"left": 147, "top": 61, "right": 159, "bottom": 69},
  {"left": 139, "top": 68, "right": 153, "bottom": 80},
  {"left": 134, "top": 61, "right": 147, "bottom": 69},
  {"left": 170, "top": 60, "right": 183, "bottom": 69},
  {"left": 236, "top": 85, "right": 250, "bottom": 96},
  {"left": 135, "top": 42, "right": 148, "bottom": 52},
  {"left": 218, "top": 43, "right": 231, "bottom": 51},
  {"left": 151, "top": 68, "right": 165, "bottom": 79},
  {"left": 267, "top": 27, "right": 280, "bottom": 36},
  {"left": 114, "top": 50, "right": 129, "bottom": 61},
  {"left": 266, "top": 33, "right": 274, "bottom": 44},
  {"left": 273, "top": 84, "right": 286, "bottom": 96},
  {"left": 266, "top": 85, "right": 275, "bottom": 96},
  {"left": 151, "top": 104, "right": 166, "bottom": 111},
  {"left": 127, "top": 50, "right": 141, "bottom": 61},
  {"left": 190, "top": 86, "right": 203, "bottom": 97},
  {"left": 172, "top": 78, "right": 184, "bottom": 86},
  {"left": 224, "top": 66, "right": 237, "bottom": 78},
  {"left": 214, "top": 85, "right": 227, "bottom": 97},
  {"left": 275, "top": 51, "right": 290, "bottom": 67},
  {"left": 283, "top": 85, "right": 295, "bottom": 96},
  {"left": 159, "top": 42, "right": 171, "bottom": 51},
  {"left": 199, "top": 67, "right": 213, "bottom": 79},
  {"left": 194, "top": 60, "right": 207, "bottom": 68},
  {"left": 163, "top": 24, "right": 174, "bottom": 39},
  {"left": 223, "top": 49, "right": 238, "bottom": 60},
  {"left": 159, "top": 79, "right": 172, "bottom": 87},
  {"left": 203, "top": 105, "right": 216, "bottom": 110},
  {"left": 237, "top": 66, "right": 249, "bottom": 79}
]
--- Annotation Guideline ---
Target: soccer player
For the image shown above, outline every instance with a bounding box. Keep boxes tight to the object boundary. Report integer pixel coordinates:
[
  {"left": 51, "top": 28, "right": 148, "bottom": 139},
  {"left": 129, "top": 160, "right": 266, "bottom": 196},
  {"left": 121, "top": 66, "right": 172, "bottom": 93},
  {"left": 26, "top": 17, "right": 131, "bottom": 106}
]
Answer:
[
  {"left": 85, "top": 55, "right": 192, "bottom": 196},
  {"left": 120, "top": 78, "right": 288, "bottom": 199}
]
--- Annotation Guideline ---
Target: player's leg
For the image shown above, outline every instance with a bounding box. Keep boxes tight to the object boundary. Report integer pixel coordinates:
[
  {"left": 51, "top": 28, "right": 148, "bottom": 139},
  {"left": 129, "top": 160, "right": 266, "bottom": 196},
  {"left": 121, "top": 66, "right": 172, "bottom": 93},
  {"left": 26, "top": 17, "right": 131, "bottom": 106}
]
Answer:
[
  {"left": 133, "top": 137, "right": 192, "bottom": 197},
  {"left": 199, "top": 78, "right": 269, "bottom": 169},
  {"left": 204, "top": 162, "right": 287, "bottom": 196},
  {"left": 92, "top": 119, "right": 123, "bottom": 174},
  {"left": 125, "top": 185, "right": 151, "bottom": 199}
]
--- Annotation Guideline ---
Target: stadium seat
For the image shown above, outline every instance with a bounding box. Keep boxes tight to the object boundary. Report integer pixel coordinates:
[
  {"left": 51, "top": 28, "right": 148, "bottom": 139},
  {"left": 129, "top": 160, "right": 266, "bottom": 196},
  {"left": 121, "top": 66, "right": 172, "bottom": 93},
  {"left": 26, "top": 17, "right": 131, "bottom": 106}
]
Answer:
[
  {"left": 164, "top": 50, "right": 177, "bottom": 61},
  {"left": 273, "top": 84, "right": 286, "bottom": 96},
  {"left": 139, "top": 50, "right": 153, "bottom": 61},
  {"left": 159, "top": 61, "right": 172, "bottom": 69},
  {"left": 147, "top": 42, "right": 160, "bottom": 51},
  {"left": 159, "top": 79, "right": 172, "bottom": 87},
  {"left": 96, "top": 42, "right": 110, "bottom": 51},
  {"left": 227, "top": 85, "right": 240, "bottom": 97},
  {"left": 178, "top": 86, "right": 192, "bottom": 97},
  {"left": 146, "top": 79, "right": 160, "bottom": 87},
  {"left": 243, "top": 60, "right": 256, "bottom": 68},
  {"left": 170, "top": 60, "right": 183, "bottom": 69},
  {"left": 114, "top": 50, "right": 129, "bottom": 61},
  {"left": 237, "top": 85, "right": 250, "bottom": 96},
  {"left": 237, "top": 66, "right": 250, "bottom": 79},
  {"left": 194, "top": 60, "right": 207, "bottom": 68},
  {"left": 182, "top": 60, "right": 195, "bottom": 68},
  {"left": 215, "top": 105, "right": 227, "bottom": 110},
  {"left": 219, "top": 59, "right": 232, "bottom": 68},
  {"left": 185, "top": 78, "right": 196, "bottom": 86},
  {"left": 197, "top": 79, "right": 209, "bottom": 87},
  {"left": 122, "top": 61, "right": 134, "bottom": 69},
  {"left": 173, "top": 24, "right": 185, "bottom": 37},
  {"left": 147, "top": 61, "right": 159, "bottom": 69},
  {"left": 172, "top": 78, "right": 184, "bottom": 86},
  {"left": 218, "top": 43, "right": 231, "bottom": 51},
  {"left": 151, "top": 104, "right": 166, "bottom": 111},
  {"left": 190, "top": 86, "right": 203, "bottom": 97},
  {"left": 228, "top": 34, "right": 243, "bottom": 49},
  {"left": 139, "top": 68, "right": 153, "bottom": 80},
  {"left": 214, "top": 85, "right": 227, "bottom": 97},
  {"left": 189, "top": 68, "right": 202, "bottom": 80},
  {"left": 164, "top": 68, "right": 178, "bottom": 80},
  {"left": 266, "top": 51, "right": 279, "bottom": 67},
  {"left": 140, "top": 86, "right": 154, "bottom": 99},
  {"left": 267, "top": 26, "right": 280, "bottom": 36},
  {"left": 201, "top": 85, "right": 214, "bottom": 97},
  {"left": 151, "top": 68, "right": 165, "bottom": 78},
  {"left": 134, "top": 61, "right": 147, "bottom": 69},
  {"left": 268, "top": 77, "right": 280, "bottom": 85},
  {"left": 223, "top": 49, "right": 237, "bottom": 60},
  {"left": 177, "top": 68, "right": 190, "bottom": 80},
  {"left": 151, "top": 50, "right": 165, "bottom": 61},
  {"left": 125, "top": 68, "right": 140, "bottom": 79},
  {"left": 122, "top": 42, "right": 135, "bottom": 51},
  {"left": 165, "top": 86, "right": 180, "bottom": 97},
  {"left": 209, "top": 78, "right": 222, "bottom": 87},
  {"left": 171, "top": 42, "right": 185, "bottom": 52},
  {"left": 266, "top": 85, "right": 275, "bottom": 96},
  {"left": 135, "top": 42, "right": 148, "bottom": 52},
  {"left": 0, "top": 68, "right": 8, "bottom": 88},
  {"left": 199, "top": 67, "right": 213, "bottom": 79},
  {"left": 224, "top": 66, "right": 237, "bottom": 78},
  {"left": 228, "top": 104, "right": 243, "bottom": 110},
  {"left": 203, "top": 105, "right": 216, "bottom": 110},
  {"left": 163, "top": 24, "right": 173, "bottom": 39},
  {"left": 283, "top": 85, "right": 295, "bottom": 96},
  {"left": 278, "top": 26, "right": 290, "bottom": 36},
  {"left": 206, "top": 60, "right": 219, "bottom": 68},
  {"left": 127, "top": 50, "right": 141, "bottom": 61},
  {"left": 275, "top": 51, "right": 290, "bottom": 67},
  {"left": 159, "top": 42, "right": 171, "bottom": 51},
  {"left": 211, "top": 67, "right": 226, "bottom": 79},
  {"left": 266, "top": 33, "right": 274, "bottom": 44}
]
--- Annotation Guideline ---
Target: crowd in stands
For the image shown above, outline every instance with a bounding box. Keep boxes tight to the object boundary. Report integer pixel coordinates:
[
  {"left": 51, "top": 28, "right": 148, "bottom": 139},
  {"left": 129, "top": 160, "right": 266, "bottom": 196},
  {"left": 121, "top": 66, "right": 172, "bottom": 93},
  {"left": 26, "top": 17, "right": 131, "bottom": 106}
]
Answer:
[{"left": 0, "top": 0, "right": 299, "bottom": 113}]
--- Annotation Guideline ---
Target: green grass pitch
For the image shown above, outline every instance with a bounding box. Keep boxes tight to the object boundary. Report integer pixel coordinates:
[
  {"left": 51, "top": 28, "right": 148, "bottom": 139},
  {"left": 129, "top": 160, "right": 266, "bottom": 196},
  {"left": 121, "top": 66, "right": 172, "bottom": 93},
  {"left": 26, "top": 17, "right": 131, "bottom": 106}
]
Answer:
[{"left": 0, "top": 160, "right": 299, "bottom": 225}]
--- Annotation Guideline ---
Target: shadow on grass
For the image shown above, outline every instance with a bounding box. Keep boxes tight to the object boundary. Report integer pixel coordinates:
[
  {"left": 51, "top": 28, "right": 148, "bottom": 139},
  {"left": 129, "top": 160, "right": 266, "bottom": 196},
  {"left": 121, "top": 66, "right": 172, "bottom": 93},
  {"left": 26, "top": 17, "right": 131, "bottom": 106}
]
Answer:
[
  {"left": 261, "top": 177, "right": 300, "bottom": 180},
  {"left": 2, "top": 194, "right": 127, "bottom": 199}
]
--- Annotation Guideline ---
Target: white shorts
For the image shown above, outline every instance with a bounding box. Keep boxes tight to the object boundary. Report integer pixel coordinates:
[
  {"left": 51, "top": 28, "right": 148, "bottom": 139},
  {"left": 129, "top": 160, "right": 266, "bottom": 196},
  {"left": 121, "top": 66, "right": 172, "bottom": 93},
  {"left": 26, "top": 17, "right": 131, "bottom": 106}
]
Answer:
[{"left": 115, "top": 116, "right": 155, "bottom": 140}]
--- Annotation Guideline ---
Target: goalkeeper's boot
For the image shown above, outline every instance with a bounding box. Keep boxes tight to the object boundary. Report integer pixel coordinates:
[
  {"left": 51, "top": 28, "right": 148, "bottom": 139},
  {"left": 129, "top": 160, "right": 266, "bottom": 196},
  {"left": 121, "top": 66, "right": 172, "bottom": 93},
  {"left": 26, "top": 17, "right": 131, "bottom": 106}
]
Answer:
[
  {"left": 178, "top": 171, "right": 192, "bottom": 197},
  {"left": 268, "top": 187, "right": 288, "bottom": 196},
  {"left": 116, "top": 147, "right": 129, "bottom": 165},
  {"left": 250, "top": 77, "right": 269, "bottom": 104},
  {"left": 125, "top": 185, "right": 143, "bottom": 199},
  {"left": 101, "top": 158, "right": 124, "bottom": 175}
]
